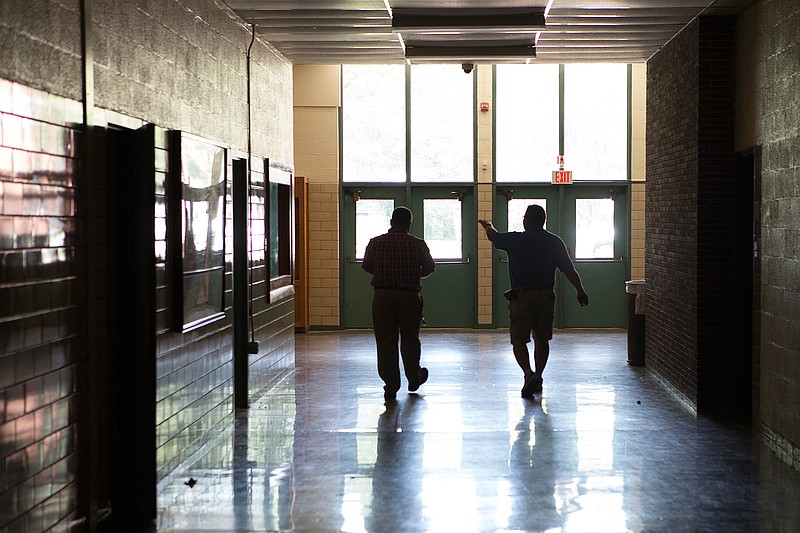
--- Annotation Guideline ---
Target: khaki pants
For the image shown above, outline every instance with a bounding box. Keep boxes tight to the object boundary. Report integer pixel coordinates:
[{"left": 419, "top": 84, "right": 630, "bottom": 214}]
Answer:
[
  {"left": 372, "top": 288, "right": 424, "bottom": 394},
  {"left": 509, "top": 289, "right": 556, "bottom": 344}
]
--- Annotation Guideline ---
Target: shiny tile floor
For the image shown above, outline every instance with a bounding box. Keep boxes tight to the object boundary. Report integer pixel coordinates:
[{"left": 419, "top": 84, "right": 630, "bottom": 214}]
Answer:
[{"left": 155, "top": 331, "right": 800, "bottom": 532}]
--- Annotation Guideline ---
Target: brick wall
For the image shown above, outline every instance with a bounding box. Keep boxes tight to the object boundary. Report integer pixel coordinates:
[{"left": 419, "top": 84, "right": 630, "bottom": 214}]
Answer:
[
  {"left": 695, "top": 17, "right": 738, "bottom": 412},
  {"left": 737, "top": 0, "right": 800, "bottom": 469},
  {"left": 646, "top": 16, "right": 740, "bottom": 414},
  {"left": 646, "top": 20, "right": 701, "bottom": 408}
]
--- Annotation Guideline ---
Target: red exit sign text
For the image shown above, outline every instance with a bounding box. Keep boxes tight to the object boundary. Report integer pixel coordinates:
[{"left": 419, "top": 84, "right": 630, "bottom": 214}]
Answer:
[{"left": 551, "top": 170, "right": 573, "bottom": 184}]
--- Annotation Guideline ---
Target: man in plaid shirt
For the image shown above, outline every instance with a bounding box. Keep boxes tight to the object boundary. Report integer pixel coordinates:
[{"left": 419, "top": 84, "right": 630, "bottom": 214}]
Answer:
[{"left": 363, "top": 207, "right": 436, "bottom": 401}]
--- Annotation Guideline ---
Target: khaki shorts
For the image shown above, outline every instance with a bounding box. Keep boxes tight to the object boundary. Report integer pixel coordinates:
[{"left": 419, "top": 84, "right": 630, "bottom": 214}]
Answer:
[{"left": 509, "top": 289, "right": 556, "bottom": 344}]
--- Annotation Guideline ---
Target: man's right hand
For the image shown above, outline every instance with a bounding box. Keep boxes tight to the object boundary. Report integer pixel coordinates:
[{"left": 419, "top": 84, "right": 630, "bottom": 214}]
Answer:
[{"left": 478, "top": 219, "right": 496, "bottom": 239}]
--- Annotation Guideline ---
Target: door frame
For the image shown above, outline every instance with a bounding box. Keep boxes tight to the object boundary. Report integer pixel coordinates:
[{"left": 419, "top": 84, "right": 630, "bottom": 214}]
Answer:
[{"left": 106, "top": 124, "right": 158, "bottom": 522}]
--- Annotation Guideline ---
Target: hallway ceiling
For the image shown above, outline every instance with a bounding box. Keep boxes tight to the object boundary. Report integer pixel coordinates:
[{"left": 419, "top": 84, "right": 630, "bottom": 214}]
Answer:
[{"left": 224, "top": 0, "right": 755, "bottom": 64}]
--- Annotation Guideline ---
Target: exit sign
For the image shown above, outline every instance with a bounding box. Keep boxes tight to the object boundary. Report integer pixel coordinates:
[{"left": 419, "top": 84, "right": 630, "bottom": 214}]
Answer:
[{"left": 552, "top": 170, "right": 573, "bottom": 184}]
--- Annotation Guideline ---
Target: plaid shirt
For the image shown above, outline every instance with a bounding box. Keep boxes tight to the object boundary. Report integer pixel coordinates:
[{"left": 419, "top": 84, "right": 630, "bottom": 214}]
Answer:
[{"left": 362, "top": 228, "right": 436, "bottom": 292}]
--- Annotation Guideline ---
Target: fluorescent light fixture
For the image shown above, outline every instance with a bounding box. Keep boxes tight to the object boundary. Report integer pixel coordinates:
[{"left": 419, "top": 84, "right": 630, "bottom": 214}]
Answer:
[
  {"left": 404, "top": 43, "right": 536, "bottom": 60},
  {"left": 392, "top": 8, "right": 546, "bottom": 34}
]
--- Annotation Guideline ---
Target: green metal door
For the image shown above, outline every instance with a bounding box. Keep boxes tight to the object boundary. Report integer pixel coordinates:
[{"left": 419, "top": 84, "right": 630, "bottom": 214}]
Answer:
[
  {"left": 410, "top": 187, "right": 476, "bottom": 328},
  {"left": 341, "top": 186, "right": 476, "bottom": 328},
  {"left": 560, "top": 186, "right": 628, "bottom": 327},
  {"left": 492, "top": 185, "right": 628, "bottom": 328},
  {"left": 341, "top": 187, "right": 406, "bottom": 328}
]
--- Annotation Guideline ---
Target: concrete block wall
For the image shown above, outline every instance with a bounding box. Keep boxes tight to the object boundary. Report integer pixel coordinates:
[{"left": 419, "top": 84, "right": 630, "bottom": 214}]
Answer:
[
  {"left": 0, "top": 0, "right": 83, "bottom": 101},
  {"left": 737, "top": 0, "right": 800, "bottom": 469}
]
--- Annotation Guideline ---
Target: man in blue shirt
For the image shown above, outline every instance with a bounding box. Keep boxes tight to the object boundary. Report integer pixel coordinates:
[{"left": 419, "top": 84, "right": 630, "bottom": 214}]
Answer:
[{"left": 479, "top": 204, "right": 589, "bottom": 398}]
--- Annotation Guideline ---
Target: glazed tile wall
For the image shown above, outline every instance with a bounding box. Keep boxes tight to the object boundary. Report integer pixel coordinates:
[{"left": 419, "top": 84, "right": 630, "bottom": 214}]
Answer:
[
  {"left": 0, "top": 81, "right": 84, "bottom": 532},
  {"left": 630, "top": 183, "right": 646, "bottom": 280},
  {"left": 293, "top": 104, "right": 341, "bottom": 327},
  {"left": 477, "top": 183, "right": 494, "bottom": 325},
  {"left": 249, "top": 296, "right": 295, "bottom": 399},
  {"left": 246, "top": 160, "right": 295, "bottom": 399},
  {"left": 307, "top": 182, "right": 341, "bottom": 327},
  {"left": 90, "top": 0, "right": 296, "bottom": 485},
  {"left": 3, "top": 0, "right": 296, "bottom": 528},
  {"left": 631, "top": 64, "right": 647, "bottom": 281},
  {"left": 476, "top": 67, "right": 493, "bottom": 326}
]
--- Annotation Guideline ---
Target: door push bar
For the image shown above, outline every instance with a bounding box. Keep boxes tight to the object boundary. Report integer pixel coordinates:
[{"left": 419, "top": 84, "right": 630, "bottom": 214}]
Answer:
[
  {"left": 500, "top": 253, "right": 624, "bottom": 263},
  {"left": 347, "top": 254, "right": 471, "bottom": 264}
]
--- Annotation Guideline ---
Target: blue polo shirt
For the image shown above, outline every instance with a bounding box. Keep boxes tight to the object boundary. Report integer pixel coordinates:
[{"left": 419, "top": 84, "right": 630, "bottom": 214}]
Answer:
[{"left": 490, "top": 228, "right": 575, "bottom": 289}]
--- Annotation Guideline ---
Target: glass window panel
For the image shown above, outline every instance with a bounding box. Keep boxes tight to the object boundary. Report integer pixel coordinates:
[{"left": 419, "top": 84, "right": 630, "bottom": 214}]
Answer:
[
  {"left": 183, "top": 269, "right": 224, "bottom": 327},
  {"left": 507, "top": 199, "right": 547, "bottom": 232},
  {"left": 496, "top": 65, "right": 560, "bottom": 183},
  {"left": 411, "top": 65, "right": 473, "bottom": 182},
  {"left": 575, "top": 198, "right": 615, "bottom": 259},
  {"left": 356, "top": 199, "right": 394, "bottom": 259},
  {"left": 343, "top": 65, "right": 406, "bottom": 183},
  {"left": 424, "top": 199, "right": 462, "bottom": 259},
  {"left": 564, "top": 64, "right": 628, "bottom": 181},
  {"left": 177, "top": 134, "right": 226, "bottom": 330},
  {"left": 269, "top": 181, "right": 291, "bottom": 279}
]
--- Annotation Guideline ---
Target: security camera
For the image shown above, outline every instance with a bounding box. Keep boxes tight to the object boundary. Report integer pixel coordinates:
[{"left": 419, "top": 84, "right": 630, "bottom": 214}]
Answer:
[{"left": 462, "top": 63, "right": 474, "bottom": 74}]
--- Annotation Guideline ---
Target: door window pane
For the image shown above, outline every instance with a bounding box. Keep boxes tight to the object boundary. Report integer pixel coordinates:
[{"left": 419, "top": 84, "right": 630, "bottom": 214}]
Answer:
[
  {"left": 356, "top": 199, "right": 394, "bottom": 259},
  {"left": 424, "top": 199, "right": 462, "bottom": 259},
  {"left": 564, "top": 64, "right": 628, "bottom": 181},
  {"left": 496, "top": 65, "right": 560, "bottom": 182},
  {"left": 411, "top": 65, "right": 474, "bottom": 182},
  {"left": 575, "top": 198, "right": 615, "bottom": 259},
  {"left": 343, "top": 65, "right": 406, "bottom": 183},
  {"left": 507, "top": 199, "right": 547, "bottom": 232}
]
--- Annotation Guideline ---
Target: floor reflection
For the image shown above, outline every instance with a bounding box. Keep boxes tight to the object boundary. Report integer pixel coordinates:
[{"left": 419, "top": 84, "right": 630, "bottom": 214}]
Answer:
[{"left": 155, "top": 330, "right": 800, "bottom": 532}]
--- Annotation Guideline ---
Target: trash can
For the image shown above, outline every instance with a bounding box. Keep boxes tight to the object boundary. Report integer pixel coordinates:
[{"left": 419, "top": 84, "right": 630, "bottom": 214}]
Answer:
[{"left": 625, "top": 280, "right": 646, "bottom": 365}]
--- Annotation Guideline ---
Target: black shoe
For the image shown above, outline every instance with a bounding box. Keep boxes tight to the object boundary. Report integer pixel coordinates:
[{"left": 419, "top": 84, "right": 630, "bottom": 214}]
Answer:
[
  {"left": 533, "top": 376, "right": 543, "bottom": 393},
  {"left": 384, "top": 389, "right": 397, "bottom": 401},
  {"left": 521, "top": 374, "right": 538, "bottom": 398},
  {"left": 408, "top": 367, "right": 429, "bottom": 392}
]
